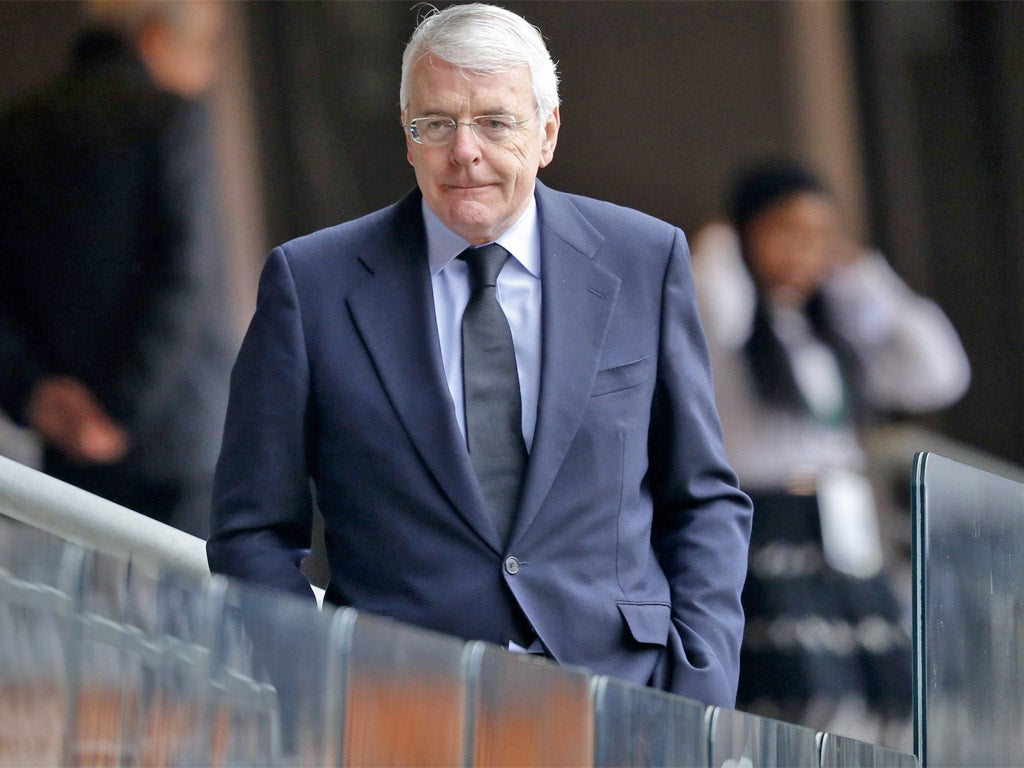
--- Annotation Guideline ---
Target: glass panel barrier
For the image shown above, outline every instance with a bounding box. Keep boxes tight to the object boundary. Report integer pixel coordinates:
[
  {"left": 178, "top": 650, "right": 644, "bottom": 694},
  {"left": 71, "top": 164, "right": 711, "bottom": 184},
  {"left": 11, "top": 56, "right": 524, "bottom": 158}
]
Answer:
[
  {"left": 707, "top": 706, "right": 818, "bottom": 767},
  {"left": 209, "top": 578, "right": 336, "bottom": 767},
  {"left": 67, "top": 547, "right": 132, "bottom": 767},
  {"left": 0, "top": 518, "right": 73, "bottom": 766},
  {"left": 4, "top": 466, "right": 954, "bottom": 768},
  {"left": 0, "top": 517, "right": 341, "bottom": 767},
  {"left": 120, "top": 565, "right": 214, "bottom": 768},
  {"left": 591, "top": 674, "right": 706, "bottom": 767},
  {"left": 818, "top": 731, "right": 919, "bottom": 767},
  {"left": 202, "top": 577, "right": 280, "bottom": 766},
  {"left": 912, "top": 452, "right": 1024, "bottom": 766},
  {"left": 340, "top": 610, "right": 467, "bottom": 766},
  {"left": 465, "top": 642, "right": 593, "bottom": 767}
]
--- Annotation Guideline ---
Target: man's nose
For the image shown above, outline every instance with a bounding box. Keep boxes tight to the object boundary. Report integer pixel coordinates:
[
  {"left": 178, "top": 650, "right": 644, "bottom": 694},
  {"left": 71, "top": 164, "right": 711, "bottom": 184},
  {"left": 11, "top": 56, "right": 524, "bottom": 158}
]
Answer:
[{"left": 449, "top": 122, "right": 483, "bottom": 164}]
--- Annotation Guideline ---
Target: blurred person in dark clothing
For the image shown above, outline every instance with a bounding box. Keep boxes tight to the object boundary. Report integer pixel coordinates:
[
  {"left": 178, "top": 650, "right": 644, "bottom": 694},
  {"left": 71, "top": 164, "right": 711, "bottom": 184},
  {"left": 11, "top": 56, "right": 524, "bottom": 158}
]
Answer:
[{"left": 0, "top": 0, "right": 235, "bottom": 538}]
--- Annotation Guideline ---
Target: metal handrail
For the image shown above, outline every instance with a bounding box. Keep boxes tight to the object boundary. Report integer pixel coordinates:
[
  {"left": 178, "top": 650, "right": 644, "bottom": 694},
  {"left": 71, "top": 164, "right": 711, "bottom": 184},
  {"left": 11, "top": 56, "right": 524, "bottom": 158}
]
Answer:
[{"left": 0, "top": 455, "right": 208, "bottom": 580}]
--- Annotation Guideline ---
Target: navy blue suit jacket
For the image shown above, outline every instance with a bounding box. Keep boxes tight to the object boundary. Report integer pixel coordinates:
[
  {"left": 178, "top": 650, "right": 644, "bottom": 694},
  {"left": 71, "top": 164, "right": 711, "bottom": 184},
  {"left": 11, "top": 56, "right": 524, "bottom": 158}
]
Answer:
[{"left": 208, "top": 181, "right": 752, "bottom": 707}]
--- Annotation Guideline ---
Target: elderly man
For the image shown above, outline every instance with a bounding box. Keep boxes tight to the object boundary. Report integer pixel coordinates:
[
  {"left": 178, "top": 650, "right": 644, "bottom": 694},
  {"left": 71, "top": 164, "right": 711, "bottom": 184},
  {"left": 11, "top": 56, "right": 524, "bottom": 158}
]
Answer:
[{"left": 209, "top": 2, "right": 751, "bottom": 707}]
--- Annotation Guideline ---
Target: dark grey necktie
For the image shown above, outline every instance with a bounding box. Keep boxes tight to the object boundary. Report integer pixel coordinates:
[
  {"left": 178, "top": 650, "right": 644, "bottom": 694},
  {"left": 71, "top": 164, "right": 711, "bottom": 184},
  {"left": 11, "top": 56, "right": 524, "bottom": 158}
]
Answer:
[{"left": 459, "top": 243, "right": 527, "bottom": 544}]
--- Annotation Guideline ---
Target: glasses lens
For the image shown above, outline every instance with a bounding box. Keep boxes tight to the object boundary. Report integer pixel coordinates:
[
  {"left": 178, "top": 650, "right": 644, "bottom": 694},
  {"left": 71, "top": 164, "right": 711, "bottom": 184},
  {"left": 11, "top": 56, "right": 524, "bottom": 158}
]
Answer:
[
  {"left": 472, "top": 116, "right": 515, "bottom": 143},
  {"left": 412, "top": 118, "right": 455, "bottom": 145}
]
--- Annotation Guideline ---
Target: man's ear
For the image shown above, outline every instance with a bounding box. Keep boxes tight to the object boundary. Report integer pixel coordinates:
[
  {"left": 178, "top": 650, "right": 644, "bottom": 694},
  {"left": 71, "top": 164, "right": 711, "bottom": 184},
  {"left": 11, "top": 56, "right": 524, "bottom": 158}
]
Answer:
[
  {"left": 539, "top": 107, "right": 560, "bottom": 168},
  {"left": 402, "top": 111, "right": 415, "bottom": 166}
]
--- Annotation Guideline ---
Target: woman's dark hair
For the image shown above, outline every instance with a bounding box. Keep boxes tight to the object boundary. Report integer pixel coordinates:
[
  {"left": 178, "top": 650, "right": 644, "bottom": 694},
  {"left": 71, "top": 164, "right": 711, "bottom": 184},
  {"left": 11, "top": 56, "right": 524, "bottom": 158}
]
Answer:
[{"left": 729, "top": 159, "right": 830, "bottom": 238}]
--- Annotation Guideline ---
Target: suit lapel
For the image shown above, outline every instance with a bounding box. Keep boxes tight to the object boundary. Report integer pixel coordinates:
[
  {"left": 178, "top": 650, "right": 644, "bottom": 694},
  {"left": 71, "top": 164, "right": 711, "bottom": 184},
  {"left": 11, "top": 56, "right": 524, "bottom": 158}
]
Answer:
[
  {"left": 346, "top": 192, "right": 501, "bottom": 550},
  {"left": 345, "top": 186, "right": 621, "bottom": 550},
  {"left": 512, "top": 183, "right": 621, "bottom": 540}
]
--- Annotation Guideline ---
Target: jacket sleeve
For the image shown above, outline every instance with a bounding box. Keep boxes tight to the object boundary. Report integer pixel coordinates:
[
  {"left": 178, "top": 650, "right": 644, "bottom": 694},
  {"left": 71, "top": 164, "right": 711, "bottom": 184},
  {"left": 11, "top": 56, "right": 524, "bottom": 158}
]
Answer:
[
  {"left": 207, "top": 247, "right": 317, "bottom": 602},
  {"left": 648, "top": 227, "right": 753, "bottom": 707},
  {"left": 822, "top": 250, "right": 971, "bottom": 412}
]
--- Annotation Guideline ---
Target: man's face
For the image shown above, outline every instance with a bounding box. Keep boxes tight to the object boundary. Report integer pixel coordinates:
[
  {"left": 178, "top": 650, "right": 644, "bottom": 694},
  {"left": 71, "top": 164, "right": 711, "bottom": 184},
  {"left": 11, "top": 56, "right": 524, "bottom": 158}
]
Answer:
[{"left": 404, "top": 57, "right": 559, "bottom": 244}]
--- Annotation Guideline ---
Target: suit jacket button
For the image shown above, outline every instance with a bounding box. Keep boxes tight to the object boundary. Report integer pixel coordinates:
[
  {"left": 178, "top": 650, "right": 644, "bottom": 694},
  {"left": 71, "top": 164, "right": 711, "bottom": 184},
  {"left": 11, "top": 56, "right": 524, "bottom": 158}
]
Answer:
[{"left": 504, "top": 556, "right": 520, "bottom": 575}]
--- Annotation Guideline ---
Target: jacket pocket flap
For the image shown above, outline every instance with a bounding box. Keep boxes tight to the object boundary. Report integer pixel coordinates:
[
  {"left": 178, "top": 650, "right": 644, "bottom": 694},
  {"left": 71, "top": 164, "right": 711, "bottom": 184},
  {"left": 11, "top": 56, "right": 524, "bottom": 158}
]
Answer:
[
  {"left": 592, "top": 356, "right": 650, "bottom": 397},
  {"left": 617, "top": 601, "right": 671, "bottom": 646}
]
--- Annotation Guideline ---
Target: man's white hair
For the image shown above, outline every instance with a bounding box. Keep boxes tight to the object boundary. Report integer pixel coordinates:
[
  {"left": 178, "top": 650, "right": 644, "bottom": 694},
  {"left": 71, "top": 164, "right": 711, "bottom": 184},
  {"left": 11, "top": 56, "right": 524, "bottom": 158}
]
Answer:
[{"left": 400, "top": 3, "right": 560, "bottom": 123}]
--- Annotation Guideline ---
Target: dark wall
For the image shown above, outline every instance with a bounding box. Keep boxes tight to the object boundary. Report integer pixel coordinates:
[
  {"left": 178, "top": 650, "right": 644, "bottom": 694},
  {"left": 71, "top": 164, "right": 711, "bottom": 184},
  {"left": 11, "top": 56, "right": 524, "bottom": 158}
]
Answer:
[
  {"left": 500, "top": 1, "right": 797, "bottom": 233},
  {"left": 241, "top": 1, "right": 412, "bottom": 245},
  {"left": 853, "top": 1, "right": 1024, "bottom": 466},
  {"left": 0, "top": 1, "right": 80, "bottom": 105}
]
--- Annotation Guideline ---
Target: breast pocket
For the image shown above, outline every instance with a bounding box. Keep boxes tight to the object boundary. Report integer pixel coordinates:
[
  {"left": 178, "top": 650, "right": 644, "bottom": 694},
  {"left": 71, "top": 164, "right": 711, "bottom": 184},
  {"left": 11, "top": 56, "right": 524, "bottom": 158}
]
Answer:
[{"left": 591, "top": 356, "right": 651, "bottom": 397}]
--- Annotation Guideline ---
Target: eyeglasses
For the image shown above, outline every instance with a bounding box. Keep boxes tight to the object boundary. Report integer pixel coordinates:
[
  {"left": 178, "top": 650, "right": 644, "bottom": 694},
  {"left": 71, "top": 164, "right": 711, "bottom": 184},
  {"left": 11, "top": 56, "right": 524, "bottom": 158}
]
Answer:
[{"left": 405, "top": 113, "right": 536, "bottom": 145}]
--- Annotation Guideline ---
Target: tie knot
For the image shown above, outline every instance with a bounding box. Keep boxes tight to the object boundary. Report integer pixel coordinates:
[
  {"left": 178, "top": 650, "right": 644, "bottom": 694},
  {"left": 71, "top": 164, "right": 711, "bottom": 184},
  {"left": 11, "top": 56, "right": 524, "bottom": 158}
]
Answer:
[{"left": 459, "top": 243, "right": 510, "bottom": 290}]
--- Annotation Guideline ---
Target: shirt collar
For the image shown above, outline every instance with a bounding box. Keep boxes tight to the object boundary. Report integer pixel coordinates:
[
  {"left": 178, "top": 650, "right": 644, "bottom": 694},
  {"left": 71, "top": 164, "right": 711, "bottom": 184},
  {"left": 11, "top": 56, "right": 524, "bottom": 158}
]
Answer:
[{"left": 424, "top": 196, "right": 541, "bottom": 279}]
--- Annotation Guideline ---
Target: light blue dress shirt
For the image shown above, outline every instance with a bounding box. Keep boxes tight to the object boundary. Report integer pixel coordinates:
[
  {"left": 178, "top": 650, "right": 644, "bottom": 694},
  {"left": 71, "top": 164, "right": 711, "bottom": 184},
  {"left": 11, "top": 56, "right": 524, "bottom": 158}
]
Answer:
[{"left": 425, "top": 198, "right": 542, "bottom": 452}]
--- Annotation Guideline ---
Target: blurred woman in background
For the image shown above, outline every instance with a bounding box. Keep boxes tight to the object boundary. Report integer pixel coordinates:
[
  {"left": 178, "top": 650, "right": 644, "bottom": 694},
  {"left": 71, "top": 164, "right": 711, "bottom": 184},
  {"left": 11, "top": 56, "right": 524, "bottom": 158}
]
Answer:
[{"left": 692, "top": 160, "right": 970, "bottom": 747}]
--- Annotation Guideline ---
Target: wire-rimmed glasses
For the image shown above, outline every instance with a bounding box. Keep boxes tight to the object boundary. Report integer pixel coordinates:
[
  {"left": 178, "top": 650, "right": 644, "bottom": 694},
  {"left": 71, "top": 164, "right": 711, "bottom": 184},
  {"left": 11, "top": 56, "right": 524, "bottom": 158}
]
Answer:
[{"left": 405, "top": 112, "right": 537, "bottom": 145}]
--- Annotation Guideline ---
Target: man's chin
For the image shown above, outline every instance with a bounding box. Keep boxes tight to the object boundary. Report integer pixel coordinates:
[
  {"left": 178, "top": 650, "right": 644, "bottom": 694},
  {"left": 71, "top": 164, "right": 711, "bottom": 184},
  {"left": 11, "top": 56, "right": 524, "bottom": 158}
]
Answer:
[{"left": 440, "top": 203, "right": 502, "bottom": 243}]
